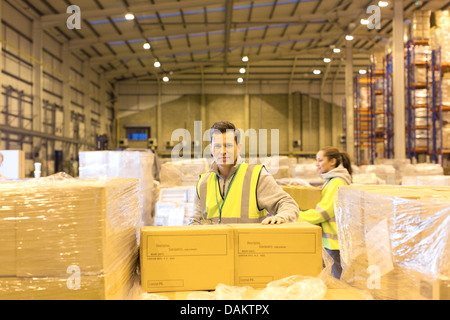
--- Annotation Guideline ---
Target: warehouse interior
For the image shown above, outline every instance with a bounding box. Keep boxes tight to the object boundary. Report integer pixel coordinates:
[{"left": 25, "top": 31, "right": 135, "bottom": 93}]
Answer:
[{"left": 0, "top": 0, "right": 449, "bottom": 301}]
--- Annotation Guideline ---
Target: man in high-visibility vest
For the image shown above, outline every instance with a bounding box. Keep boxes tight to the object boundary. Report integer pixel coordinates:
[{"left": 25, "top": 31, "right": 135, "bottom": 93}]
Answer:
[{"left": 191, "top": 121, "right": 298, "bottom": 225}]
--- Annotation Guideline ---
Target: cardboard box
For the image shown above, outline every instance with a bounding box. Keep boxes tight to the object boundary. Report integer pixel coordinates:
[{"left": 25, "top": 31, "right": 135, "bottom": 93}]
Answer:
[
  {"left": 281, "top": 185, "right": 321, "bottom": 210},
  {"left": 0, "top": 274, "right": 135, "bottom": 300},
  {"left": 336, "top": 185, "right": 450, "bottom": 300},
  {"left": 231, "top": 223, "right": 322, "bottom": 288},
  {"left": 140, "top": 225, "right": 235, "bottom": 293},
  {"left": 0, "top": 177, "right": 140, "bottom": 299},
  {"left": 140, "top": 223, "right": 323, "bottom": 293},
  {"left": 0, "top": 200, "right": 16, "bottom": 276},
  {"left": 419, "top": 275, "right": 450, "bottom": 300},
  {"left": 0, "top": 150, "right": 25, "bottom": 179}
]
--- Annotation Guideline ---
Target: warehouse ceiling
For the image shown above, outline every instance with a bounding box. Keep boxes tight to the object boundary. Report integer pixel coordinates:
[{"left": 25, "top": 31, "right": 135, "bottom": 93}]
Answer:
[{"left": 12, "top": 0, "right": 450, "bottom": 85}]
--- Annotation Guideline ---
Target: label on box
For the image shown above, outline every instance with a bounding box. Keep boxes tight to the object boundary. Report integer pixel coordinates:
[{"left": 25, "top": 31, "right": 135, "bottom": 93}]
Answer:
[
  {"left": 238, "top": 232, "right": 317, "bottom": 254},
  {"left": 147, "top": 234, "right": 228, "bottom": 257},
  {"left": 239, "top": 276, "right": 274, "bottom": 284},
  {"left": 147, "top": 279, "right": 184, "bottom": 288},
  {"left": 365, "top": 218, "right": 394, "bottom": 276}
]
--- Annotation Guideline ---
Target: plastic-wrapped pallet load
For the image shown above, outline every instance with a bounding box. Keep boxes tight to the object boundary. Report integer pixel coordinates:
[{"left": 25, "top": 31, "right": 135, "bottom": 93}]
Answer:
[
  {"left": 431, "top": 11, "right": 450, "bottom": 62},
  {"left": 335, "top": 185, "right": 450, "bottom": 300},
  {"left": 411, "top": 10, "right": 431, "bottom": 40},
  {"left": 359, "top": 164, "right": 396, "bottom": 185},
  {"left": 402, "top": 175, "right": 450, "bottom": 186},
  {"left": 291, "top": 163, "right": 323, "bottom": 186},
  {"left": 154, "top": 186, "right": 196, "bottom": 226},
  {"left": 259, "top": 156, "right": 291, "bottom": 179},
  {"left": 0, "top": 173, "right": 140, "bottom": 299},
  {"left": 79, "top": 150, "right": 154, "bottom": 226},
  {"left": 159, "top": 158, "right": 209, "bottom": 187}
]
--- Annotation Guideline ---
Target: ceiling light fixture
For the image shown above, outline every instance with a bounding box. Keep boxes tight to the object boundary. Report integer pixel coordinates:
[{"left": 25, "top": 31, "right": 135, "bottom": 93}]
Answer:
[
  {"left": 359, "top": 69, "right": 367, "bottom": 75},
  {"left": 125, "top": 13, "right": 135, "bottom": 20},
  {"left": 360, "top": 19, "right": 369, "bottom": 25},
  {"left": 143, "top": 43, "right": 151, "bottom": 50},
  {"left": 237, "top": 77, "right": 244, "bottom": 83},
  {"left": 163, "top": 76, "right": 169, "bottom": 82},
  {"left": 154, "top": 61, "right": 161, "bottom": 68},
  {"left": 239, "top": 68, "right": 246, "bottom": 74},
  {"left": 313, "top": 69, "right": 321, "bottom": 75},
  {"left": 333, "top": 48, "right": 341, "bottom": 53},
  {"left": 323, "top": 58, "right": 331, "bottom": 63},
  {"left": 242, "top": 56, "right": 249, "bottom": 62},
  {"left": 378, "top": 1, "right": 389, "bottom": 7},
  {"left": 345, "top": 35, "right": 354, "bottom": 41}
]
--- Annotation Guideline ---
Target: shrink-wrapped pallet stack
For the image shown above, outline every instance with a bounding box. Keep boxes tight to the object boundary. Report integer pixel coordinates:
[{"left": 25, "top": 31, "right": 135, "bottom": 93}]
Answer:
[
  {"left": 154, "top": 186, "right": 196, "bottom": 226},
  {"left": 79, "top": 150, "right": 155, "bottom": 226},
  {"left": 0, "top": 174, "right": 140, "bottom": 299},
  {"left": 335, "top": 185, "right": 450, "bottom": 300},
  {"left": 159, "top": 158, "right": 209, "bottom": 187},
  {"left": 358, "top": 164, "right": 396, "bottom": 185},
  {"left": 411, "top": 10, "right": 431, "bottom": 40},
  {"left": 259, "top": 155, "right": 291, "bottom": 180},
  {"left": 155, "top": 158, "right": 209, "bottom": 226},
  {"left": 431, "top": 10, "right": 450, "bottom": 62},
  {"left": 430, "top": 10, "right": 450, "bottom": 149}
]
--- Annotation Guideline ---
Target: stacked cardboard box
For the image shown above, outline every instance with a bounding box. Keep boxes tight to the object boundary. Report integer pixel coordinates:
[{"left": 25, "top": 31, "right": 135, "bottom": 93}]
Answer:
[
  {"left": 154, "top": 186, "right": 196, "bottom": 226},
  {"left": 79, "top": 150, "right": 155, "bottom": 226},
  {"left": 291, "top": 163, "right": 323, "bottom": 186},
  {"left": 281, "top": 185, "right": 321, "bottom": 211},
  {"left": 335, "top": 185, "right": 450, "bottom": 300},
  {"left": 259, "top": 156, "right": 291, "bottom": 179},
  {"left": 0, "top": 175, "right": 140, "bottom": 299},
  {"left": 0, "top": 150, "right": 25, "bottom": 180},
  {"left": 159, "top": 158, "right": 209, "bottom": 187},
  {"left": 358, "top": 164, "right": 396, "bottom": 184},
  {"left": 402, "top": 175, "right": 450, "bottom": 186},
  {"left": 140, "top": 222, "right": 322, "bottom": 293},
  {"left": 411, "top": 10, "right": 431, "bottom": 40}
]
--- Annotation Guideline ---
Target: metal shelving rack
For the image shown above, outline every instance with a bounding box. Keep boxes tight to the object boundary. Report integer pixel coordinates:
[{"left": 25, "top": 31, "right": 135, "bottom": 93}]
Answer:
[
  {"left": 431, "top": 46, "right": 450, "bottom": 166},
  {"left": 369, "top": 60, "right": 386, "bottom": 162},
  {"left": 354, "top": 73, "right": 375, "bottom": 165},
  {"left": 406, "top": 39, "right": 432, "bottom": 163},
  {"left": 384, "top": 52, "right": 395, "bottom": 159}
]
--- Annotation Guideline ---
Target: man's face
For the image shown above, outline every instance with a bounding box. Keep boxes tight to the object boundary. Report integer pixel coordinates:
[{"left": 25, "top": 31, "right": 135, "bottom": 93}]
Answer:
[{"left": 210, "top": 130, "right": 239, "bottom": 165}]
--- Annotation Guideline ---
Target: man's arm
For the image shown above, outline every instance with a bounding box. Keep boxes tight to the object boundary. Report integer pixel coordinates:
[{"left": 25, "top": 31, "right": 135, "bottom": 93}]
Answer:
[
  {"left": 189, "top": 193, "right": 203, "bottom": 225},
  {"left": 256, "top": 170, "right": 299, "bottom": 223}
]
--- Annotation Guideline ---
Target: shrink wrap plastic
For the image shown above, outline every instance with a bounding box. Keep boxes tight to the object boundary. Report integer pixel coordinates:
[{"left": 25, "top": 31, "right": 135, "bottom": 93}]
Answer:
[
  {"left": 0, "top": 173, "right": 141, "bottom": 299},
  {"left": 160, "top": 159, "right": 209, "bottom": 187},
  {"left": 79, "top": 150, "right": 155, "bottom": 226},
  {"left": 335, "top": 185, "right": 450, "bottom": 300},
  {"left": 154, "top": 186, "right": 196, "bottom": 226},
  {"left": 182, "top": 248, "right": 372, "bottom": 300},
  {"left": 402, "top": 175, "right": 450, "bottom": 186}
]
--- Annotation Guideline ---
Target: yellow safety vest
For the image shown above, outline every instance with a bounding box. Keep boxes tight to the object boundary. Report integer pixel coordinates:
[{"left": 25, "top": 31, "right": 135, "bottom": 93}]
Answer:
[
  {"left": 196, "top": 163, "right": 267, "bottom": 224},
  {"left": 298, "top": 177, "right": 348, "bottom": 250}
]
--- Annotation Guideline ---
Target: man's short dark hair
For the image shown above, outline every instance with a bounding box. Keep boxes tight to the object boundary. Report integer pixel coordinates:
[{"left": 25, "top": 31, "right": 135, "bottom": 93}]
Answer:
[{"left": 210, "top": 121, "right": 240, "bottom": 144}]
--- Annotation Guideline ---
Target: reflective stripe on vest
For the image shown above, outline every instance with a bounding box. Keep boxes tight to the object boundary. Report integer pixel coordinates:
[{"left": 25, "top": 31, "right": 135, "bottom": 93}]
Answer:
[{"left": 197, "top": 163, "right": 267, "bottom": 224}]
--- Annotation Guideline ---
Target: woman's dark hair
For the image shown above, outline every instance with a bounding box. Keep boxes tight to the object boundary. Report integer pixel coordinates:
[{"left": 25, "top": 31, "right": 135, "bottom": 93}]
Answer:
[
  {"left": 210, "top": 121, "right": 240, "bottom": 144},
  {"left": 320, "top": 146, "right": 352, "bottom": 176}
]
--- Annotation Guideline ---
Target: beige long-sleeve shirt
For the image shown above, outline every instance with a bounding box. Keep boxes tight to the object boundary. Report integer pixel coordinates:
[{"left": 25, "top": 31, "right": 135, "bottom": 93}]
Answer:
[{"left": 191, "top": 161, "right": 299, "bottom": 224}]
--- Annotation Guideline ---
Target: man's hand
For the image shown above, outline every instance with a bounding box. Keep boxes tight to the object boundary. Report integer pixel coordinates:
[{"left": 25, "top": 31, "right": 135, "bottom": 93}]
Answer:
[{"left": 261, "top": 216, "right": 285, "bottom": 225}]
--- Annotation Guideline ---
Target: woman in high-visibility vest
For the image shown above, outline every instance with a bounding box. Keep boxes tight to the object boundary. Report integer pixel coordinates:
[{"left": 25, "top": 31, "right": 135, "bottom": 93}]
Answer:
[{"left": 298, "top": 146, "right": 352, "bottom": 279}]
